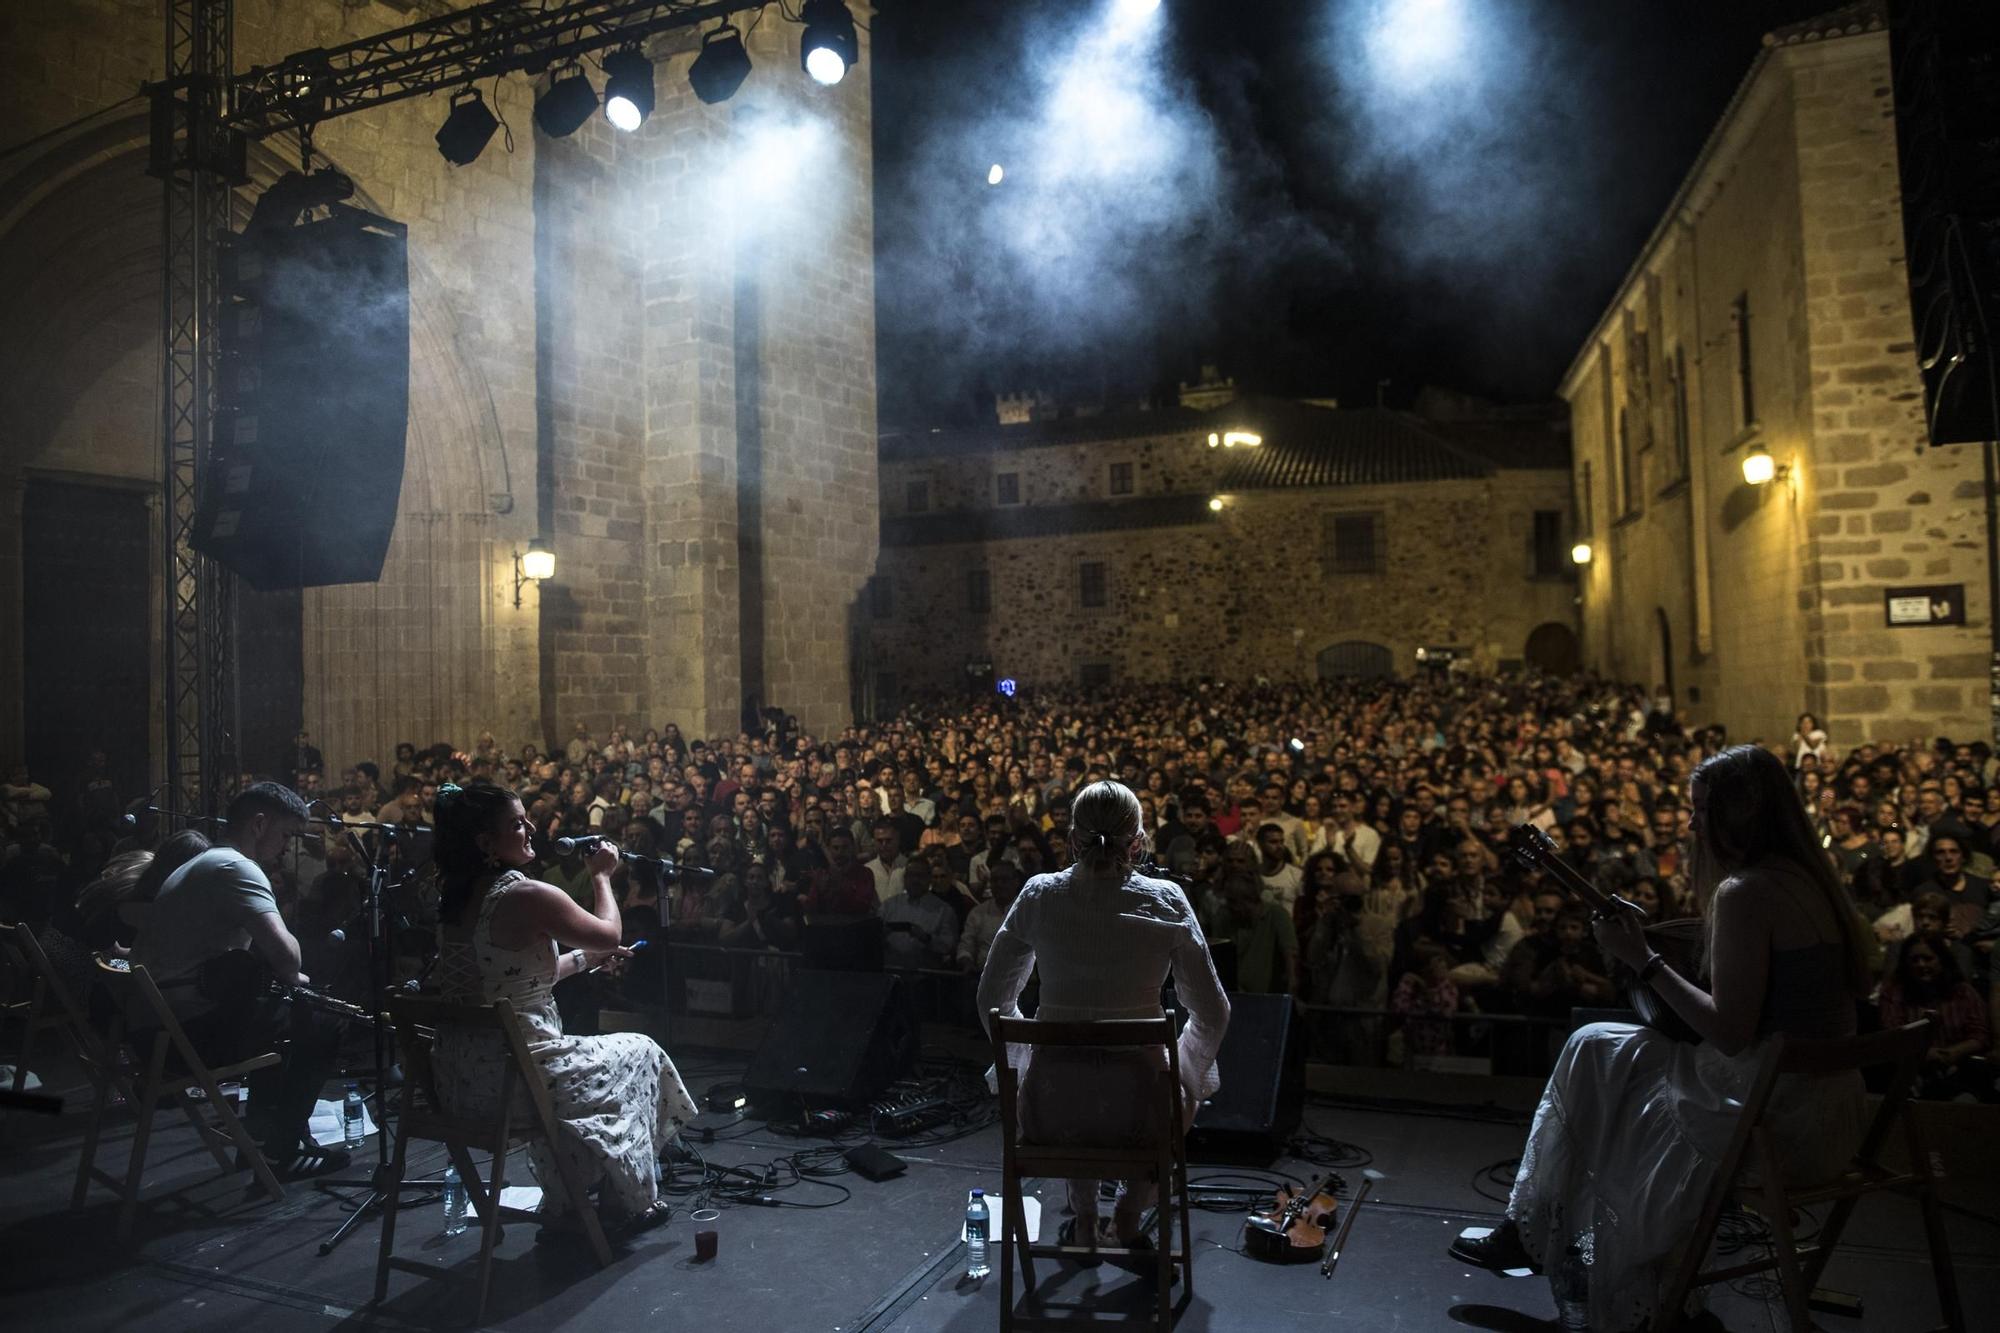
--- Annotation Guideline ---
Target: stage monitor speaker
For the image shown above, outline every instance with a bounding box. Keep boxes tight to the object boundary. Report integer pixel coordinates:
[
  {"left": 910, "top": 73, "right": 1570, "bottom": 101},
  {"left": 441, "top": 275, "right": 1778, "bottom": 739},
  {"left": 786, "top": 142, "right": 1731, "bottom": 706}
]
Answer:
[
  {"left": 194, "top": 204, "right": 410, "bottom": 588},
  {"left": 744, "top": 969, "right": 917, "bottom": 1108},
  {"left": 1890, "top": 0, "right": 2000, "bottom": 446},
  {"left": 1187, "top": 990, "right": 1304, "bottom": 1162}
]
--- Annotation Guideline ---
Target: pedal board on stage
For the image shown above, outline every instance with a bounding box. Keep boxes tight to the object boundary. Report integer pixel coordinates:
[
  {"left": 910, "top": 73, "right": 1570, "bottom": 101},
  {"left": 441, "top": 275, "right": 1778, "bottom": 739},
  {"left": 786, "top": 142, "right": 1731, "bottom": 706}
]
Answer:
[{"left": 844, "top": 1143, "right": 908, "bottom": 1181}]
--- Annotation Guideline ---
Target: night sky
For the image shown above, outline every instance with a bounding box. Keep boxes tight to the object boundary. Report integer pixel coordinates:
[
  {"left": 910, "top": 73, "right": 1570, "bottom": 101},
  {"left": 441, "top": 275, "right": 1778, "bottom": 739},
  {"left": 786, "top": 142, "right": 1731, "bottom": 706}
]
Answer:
[{"left": 870, "top": 0, "right": 1836, "bottom": 429}]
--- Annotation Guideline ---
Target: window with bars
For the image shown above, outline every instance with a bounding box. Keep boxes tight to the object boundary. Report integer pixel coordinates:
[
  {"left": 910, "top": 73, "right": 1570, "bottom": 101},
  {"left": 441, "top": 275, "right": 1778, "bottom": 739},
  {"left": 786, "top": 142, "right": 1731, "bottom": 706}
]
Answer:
[
  {"left": 1323, "top": 512, "right": 1384, "bottom": 575},
  {"left": 995, "top": 471, "right": 1021, "bottom": 505},
  {"left": 1532, "top": 510, "right": 1564, "bottom": 577},
  {"left": 1079, "top": 560, "right": 1107, "bottom": 608},
  {"left": 1108, "top": 461, "right": 1134, "bottom": 496}
]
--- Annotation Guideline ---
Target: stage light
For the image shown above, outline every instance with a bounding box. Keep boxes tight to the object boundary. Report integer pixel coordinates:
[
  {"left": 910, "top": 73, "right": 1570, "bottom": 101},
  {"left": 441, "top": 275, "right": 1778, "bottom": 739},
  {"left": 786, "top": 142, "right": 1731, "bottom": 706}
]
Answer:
[
  {"left": 1208, "top": 496, "right": 1225, "bottom": 511},
  {"left": 1207, "top": 432, "right": 1220, "bottom": 447},
  {"left": 1288, "top": 737, "right": 1305, "bottom": 753},
  {"left": 514, "top": 539, "right": 554, "bottom": 607},
  {"left": 801, "top": 0, "right": 860, "bottom": 86},
  {"left": 689, "top": 24, "right": 753, "bottom": 105},
  {"left": 997, "top": 677, "right": 1018, "bottom": 698},
  {"left": 1741, "top": 442, "right": 1778, "bottom": 486},
  {"left": 1117, "top": 0, "right": 1163, "bottom": 17},
  {"left": 534, "top": 67, "right": 598, "bottom": 138},
  {"left": 603, "top": 46, "right": 656, "bottom": 131},
  {"left": 1222, "top": 430, "right": 1261, "bottom": 447},
  {"left": 988, "top": 163, "right": 1005, "bottom": 185},
  {"left": 1570, "top": 542, "right": 1593, "bottom": 566},
  {"left": 435, "top": 89, "right": 499, "bottom": 166}
]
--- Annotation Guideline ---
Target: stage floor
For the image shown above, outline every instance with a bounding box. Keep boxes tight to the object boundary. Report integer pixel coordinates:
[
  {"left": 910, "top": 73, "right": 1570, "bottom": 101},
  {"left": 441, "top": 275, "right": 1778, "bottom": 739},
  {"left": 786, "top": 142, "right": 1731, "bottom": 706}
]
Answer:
[{"left": 1, "top": 1052, "right": 1990, "bottom": 1332}]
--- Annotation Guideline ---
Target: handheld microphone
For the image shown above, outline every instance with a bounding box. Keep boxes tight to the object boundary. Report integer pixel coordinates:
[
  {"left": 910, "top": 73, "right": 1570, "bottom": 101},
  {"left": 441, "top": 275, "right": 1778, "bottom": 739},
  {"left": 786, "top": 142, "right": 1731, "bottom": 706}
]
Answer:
[{"left": 552, "top": 835, "right": 717, "bottom": 878}]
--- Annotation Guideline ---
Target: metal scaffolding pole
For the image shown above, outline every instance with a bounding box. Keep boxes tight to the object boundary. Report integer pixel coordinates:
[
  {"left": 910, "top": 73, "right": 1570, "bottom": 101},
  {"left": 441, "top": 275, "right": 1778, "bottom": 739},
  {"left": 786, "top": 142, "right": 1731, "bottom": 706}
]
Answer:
[{"left": 155, "top": 0, "right": 239, "bottom": 815}]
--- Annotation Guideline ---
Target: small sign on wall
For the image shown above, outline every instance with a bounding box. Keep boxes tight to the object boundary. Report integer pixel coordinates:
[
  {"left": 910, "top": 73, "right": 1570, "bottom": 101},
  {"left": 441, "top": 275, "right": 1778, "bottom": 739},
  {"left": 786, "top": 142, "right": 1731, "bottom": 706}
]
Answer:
[{"left": 1884, "top": 584, "right": 1966, "bottom": 628}]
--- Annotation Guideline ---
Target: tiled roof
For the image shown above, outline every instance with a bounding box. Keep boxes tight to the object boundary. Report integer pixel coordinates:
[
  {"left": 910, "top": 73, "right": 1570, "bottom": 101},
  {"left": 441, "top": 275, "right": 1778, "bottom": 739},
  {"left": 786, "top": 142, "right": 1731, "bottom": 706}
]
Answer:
[
  {"left": 1764, "top": 3, "right": 1885, "bottom": 48},
  {"left": 879, "top": 405, "right": 1214, "bottom": 460},
  {"left": 881, "top": 494, "right": 1218, "bottom": 547},
  {"left": 1214, "top": 405, "right": 1496, "bottom": 491}
]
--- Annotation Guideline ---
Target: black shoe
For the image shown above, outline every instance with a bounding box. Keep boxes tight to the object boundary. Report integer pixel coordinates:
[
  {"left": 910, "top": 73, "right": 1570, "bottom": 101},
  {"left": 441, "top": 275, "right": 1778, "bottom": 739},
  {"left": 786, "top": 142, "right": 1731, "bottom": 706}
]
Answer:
[{"left": 1449, "top": 1220, "right": 1538, "bottom": 1274}]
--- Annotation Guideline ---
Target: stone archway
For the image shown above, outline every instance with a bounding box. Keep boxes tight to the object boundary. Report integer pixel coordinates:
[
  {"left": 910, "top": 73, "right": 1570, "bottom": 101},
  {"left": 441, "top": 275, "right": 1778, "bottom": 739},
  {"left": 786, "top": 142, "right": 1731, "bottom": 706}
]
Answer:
[
  {"left": 1524, "top": 622, "right": 1581, "bottom": 676},
  {"left": 1316, "top": 640, "right": 1395, "bottom": 680}
]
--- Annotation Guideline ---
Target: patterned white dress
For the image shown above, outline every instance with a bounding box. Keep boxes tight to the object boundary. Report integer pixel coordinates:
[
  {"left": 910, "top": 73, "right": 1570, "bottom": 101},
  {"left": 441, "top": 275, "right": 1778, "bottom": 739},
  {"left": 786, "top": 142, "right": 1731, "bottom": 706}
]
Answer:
[{"left": 432, "top": 870, "right": 698, "bottom": 1219}]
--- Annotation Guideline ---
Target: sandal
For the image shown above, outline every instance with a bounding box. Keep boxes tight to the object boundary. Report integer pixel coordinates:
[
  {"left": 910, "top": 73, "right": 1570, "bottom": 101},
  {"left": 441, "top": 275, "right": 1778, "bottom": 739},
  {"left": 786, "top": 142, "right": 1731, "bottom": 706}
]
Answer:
[{"left": 1055, "top": 1216, "right": 1103, "bottom": 1268}]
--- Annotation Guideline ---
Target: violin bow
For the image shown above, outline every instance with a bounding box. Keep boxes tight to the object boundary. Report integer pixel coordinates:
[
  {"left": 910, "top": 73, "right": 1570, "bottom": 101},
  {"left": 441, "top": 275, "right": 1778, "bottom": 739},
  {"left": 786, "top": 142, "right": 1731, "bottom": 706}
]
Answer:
[{"left": 1321, "top": 1171, "right": 1379, "bottom": 1279}]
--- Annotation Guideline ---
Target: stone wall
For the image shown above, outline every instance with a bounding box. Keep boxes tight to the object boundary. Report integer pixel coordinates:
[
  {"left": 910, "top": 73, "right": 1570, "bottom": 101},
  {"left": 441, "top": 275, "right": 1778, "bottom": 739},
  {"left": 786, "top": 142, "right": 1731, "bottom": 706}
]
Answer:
[
  {"left": 0, "top": 0, "right": 879, "bottom": 778},
  {"left": 868, "top": 465, "right": 1576, "bottom": 697},
  {"left": 1561, "top": 28, "right": 1990, "bottom": 746}
]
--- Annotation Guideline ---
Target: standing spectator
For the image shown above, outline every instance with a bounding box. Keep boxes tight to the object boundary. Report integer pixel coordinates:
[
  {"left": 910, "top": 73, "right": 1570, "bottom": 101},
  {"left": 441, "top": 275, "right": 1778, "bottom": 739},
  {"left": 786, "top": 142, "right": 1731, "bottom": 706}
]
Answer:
[
  {"left": 1915, "top": 831, "right": 1992, "bottom": 939},
  {"left": 958, "top": 863, "right": 1022, "bottom": 973},
  {"left": 1223, "top": 872, "right": 1297, "bottom": 995},
  {"left": 1254, "top": 822, "right": 1304, "bottom": 912},
  {"left": 1391, "top": 940, "right": 1459, "bottom": 1061},
  {"left": 803, "top": 828, "right": 877, "bottom": 920},
  {"left": 864, "top": 819, "right": 908, "bottom": 904}
]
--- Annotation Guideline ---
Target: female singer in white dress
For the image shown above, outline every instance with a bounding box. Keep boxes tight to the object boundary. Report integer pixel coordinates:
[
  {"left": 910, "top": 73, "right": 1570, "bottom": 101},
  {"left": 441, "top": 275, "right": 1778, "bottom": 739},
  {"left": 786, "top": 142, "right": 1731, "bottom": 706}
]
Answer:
[
  {"left": 1454, "top": 745, "right": 1872, "bottom": 1329},
  {"left": 977, "top": 780, "right": 1232, "bottom": 1253},
  {"left": 429, "top": 781, "right": 698, "bottom": 1233}
]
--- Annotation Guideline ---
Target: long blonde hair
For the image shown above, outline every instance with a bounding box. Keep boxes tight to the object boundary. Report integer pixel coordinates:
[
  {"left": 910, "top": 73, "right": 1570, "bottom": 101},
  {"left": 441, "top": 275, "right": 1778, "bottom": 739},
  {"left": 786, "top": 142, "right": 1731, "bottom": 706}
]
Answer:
[{"left": 1068, "top": 779, "right": 1148, "bottom": 877}]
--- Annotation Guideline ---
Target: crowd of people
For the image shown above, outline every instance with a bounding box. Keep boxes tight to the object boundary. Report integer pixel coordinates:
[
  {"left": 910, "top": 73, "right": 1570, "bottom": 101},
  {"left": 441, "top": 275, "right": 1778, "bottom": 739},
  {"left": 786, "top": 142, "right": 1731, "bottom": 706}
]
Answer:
[{"left": 2, "top": 675, "right": 1993, "bottom": 1099}]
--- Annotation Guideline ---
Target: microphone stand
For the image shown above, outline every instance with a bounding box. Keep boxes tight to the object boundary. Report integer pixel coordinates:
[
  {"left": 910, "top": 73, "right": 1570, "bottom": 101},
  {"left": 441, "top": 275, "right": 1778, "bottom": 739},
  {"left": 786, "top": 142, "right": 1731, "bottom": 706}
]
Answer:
[{"left": 311, "top": 813, "right": 448, "bottom": 1257}]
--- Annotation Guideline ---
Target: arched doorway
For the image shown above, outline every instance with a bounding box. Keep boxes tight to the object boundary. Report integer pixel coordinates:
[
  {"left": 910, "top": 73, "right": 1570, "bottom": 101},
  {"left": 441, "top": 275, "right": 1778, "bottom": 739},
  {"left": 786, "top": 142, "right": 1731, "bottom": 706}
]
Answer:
[
  {"left": 1523, "top": 622, "right": 1580, "bottom": 676},
  {"left": 1317, "top": 640, "right": 1394, "bottom": 680}
]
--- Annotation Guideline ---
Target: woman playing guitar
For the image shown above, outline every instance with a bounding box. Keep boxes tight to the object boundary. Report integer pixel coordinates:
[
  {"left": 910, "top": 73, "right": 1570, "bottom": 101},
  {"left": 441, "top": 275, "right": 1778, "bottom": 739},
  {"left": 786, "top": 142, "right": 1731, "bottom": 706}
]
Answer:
[{"left": 1451, "top": 745, "right": 1873, "bottom": 1332}]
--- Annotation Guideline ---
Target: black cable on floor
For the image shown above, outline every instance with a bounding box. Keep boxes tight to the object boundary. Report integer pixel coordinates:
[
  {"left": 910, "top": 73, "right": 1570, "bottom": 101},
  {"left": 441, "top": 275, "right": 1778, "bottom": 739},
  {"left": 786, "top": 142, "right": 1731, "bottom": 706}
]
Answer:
[{"left": 1470, "top": 1157, "right": 1518, "bottom": 1205}]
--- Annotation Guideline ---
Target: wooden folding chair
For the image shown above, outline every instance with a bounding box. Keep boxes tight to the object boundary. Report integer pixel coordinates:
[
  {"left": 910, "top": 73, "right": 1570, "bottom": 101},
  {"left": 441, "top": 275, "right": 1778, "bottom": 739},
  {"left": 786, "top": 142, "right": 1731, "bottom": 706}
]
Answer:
[
  {"left": 79, "top": 956, "right": 285, "bottom": 1240},
  {"left": 990, "top": 1009, "right": 1194, "bottom": 1332},
  {"left": 374, "top": 993, "right": 612, "bottom": 1323},
  {"left": 1657, "top": 1020, "right": 1964, "bottom": 1333}
]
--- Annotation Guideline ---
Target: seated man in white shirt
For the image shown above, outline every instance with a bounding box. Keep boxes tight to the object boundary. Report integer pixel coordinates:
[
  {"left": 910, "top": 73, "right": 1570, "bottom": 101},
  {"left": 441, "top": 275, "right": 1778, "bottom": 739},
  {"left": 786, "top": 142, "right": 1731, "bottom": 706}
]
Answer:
[{"left": 881, "top": 855, "right": 958, "bottom": 970}]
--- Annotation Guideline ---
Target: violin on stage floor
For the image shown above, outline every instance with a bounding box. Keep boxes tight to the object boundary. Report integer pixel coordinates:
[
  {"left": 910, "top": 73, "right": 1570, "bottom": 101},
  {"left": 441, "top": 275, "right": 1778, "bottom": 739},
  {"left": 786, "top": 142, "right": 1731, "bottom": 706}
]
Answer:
[
  {"left": 1242, "top": 1171, "right": 1342, "bottom": 1265},
  {"left": 1506, "top": 822, "right": 1705, "bottom": 1044}
]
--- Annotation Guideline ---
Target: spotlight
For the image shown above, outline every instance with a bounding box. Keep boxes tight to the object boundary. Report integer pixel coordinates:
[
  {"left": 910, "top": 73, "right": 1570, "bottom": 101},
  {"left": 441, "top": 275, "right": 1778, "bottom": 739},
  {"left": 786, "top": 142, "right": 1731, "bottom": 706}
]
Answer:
[
  {"left": 603, "top": 46, "right": 656, "bottom": 131},
  {"left": 1208, "top": 496, "right": 1225, "bottom": 511},
  {"left": 534, "top": 67, "right": 598, "bottom": 138},
  {"left": 435, "top": 89, "right": 499, "bottom": 166},
  {"left": 689, "top": 23, "right": 753, "bottom": 104},
  {"left": 800, "top": 0, "right": 860, "bottom": 86},
  {"left": 987, "top": 163, "right": 1005, "bottom": 185},
  {"left": 1570, "top": 542, "right": 1593, "bottom": 566}
]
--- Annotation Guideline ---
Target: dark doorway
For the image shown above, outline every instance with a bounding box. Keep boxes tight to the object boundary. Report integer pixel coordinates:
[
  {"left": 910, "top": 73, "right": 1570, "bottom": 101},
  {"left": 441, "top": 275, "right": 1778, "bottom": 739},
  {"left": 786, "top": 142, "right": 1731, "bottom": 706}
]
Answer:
[
  {"left": 23, "top": 479, "right": 150, "bottom": 826},
  {"left": 1316, "top": 640, "right": 1394, "bottom": 680},
  {"left": 1524, "top": 622, "right": 1581, "bottom": 676}
]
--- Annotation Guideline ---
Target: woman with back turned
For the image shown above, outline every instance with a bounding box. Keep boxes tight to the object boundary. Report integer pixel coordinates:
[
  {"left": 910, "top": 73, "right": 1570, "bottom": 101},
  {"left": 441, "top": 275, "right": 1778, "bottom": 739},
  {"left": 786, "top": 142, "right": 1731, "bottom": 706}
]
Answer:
[
  {"left": 429, "top": 781, "right": 697, "bottom": 1234},
  {"left": 1453, "top": 745, "right": 1872, "bottom": 1329},
  {"left": 977, "top": 779, "right": 1231, "bottom": 1257}
]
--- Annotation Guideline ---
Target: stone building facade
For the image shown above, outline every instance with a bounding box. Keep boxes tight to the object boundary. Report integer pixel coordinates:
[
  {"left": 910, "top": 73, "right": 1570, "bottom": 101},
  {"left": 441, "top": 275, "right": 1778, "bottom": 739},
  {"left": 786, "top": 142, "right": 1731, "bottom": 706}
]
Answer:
[
  {"left": 864, "top": 388, "right": 1577, "bottom": 706},
  {"left": 0, "top": 0, "right": 878, "bottom": 795},
  {"left": 1561, "top": 6, "right": 1991, "bottom": 747}
]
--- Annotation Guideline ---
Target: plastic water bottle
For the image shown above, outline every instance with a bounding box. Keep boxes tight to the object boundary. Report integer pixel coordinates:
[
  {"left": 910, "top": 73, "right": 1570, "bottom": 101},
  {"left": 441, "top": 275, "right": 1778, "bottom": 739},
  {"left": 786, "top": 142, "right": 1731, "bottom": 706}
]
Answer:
[
  {"left": 965, "top": 1189, "right": 991, "bottom": 1279},
  {"left": 442, "top": 1163, "right": 468, "bottom": 1237},
  {"left": 342, "top": 1083, "right": 365, "bottom": 1148},
  {"left": 1554, "top": 1243, "right": 1588, "bottom": 1331}
]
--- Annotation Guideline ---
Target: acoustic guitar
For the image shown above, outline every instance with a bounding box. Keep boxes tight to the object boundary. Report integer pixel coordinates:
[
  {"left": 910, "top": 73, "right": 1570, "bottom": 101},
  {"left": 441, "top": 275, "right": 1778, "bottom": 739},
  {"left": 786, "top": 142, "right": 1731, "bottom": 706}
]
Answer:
[{"left": 1505, "top": 823, "right": 1705, "bottom": 1044}]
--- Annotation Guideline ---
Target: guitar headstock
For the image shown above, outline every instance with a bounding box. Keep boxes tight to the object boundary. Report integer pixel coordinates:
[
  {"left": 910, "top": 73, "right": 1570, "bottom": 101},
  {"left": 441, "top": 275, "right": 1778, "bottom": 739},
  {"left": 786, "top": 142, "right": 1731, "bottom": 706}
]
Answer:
[{"left": 1506, "top": 822, "right": 1558, "bottom": 871}]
